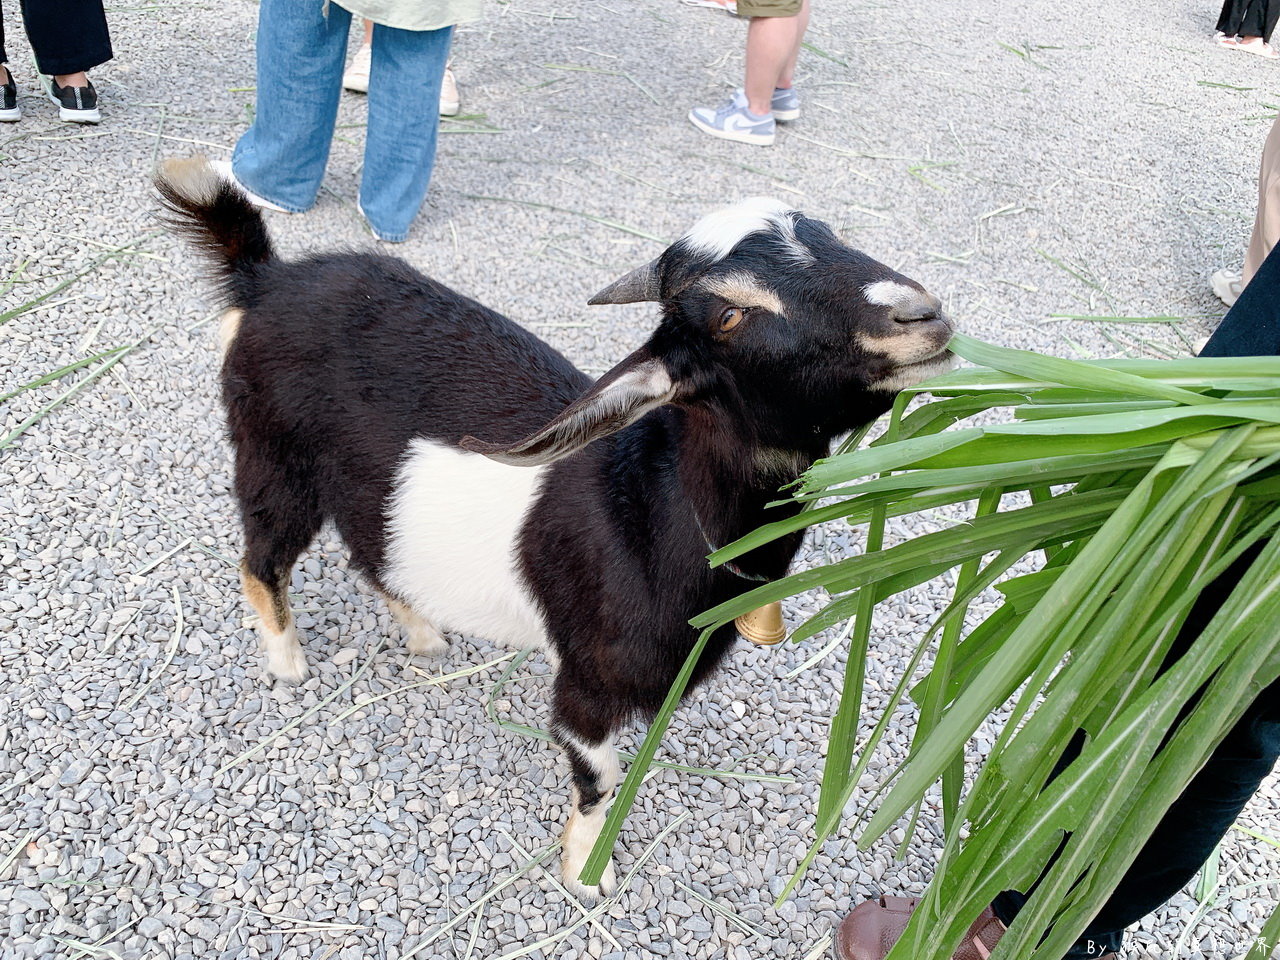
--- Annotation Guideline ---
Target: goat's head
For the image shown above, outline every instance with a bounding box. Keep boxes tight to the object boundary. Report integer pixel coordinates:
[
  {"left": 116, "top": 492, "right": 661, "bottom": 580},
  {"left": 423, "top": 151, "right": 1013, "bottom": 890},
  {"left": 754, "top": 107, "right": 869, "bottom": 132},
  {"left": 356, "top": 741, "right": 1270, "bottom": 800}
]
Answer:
[{"left": 466, "top": 198, "right": 953, "bottom": 466}]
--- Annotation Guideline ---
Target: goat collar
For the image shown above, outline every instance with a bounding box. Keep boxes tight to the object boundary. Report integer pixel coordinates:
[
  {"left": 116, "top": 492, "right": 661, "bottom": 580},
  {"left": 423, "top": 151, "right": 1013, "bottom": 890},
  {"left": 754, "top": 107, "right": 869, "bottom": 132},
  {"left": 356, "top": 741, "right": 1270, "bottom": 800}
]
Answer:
[{"left": 693, "top": 509, "right": 770, "bottom": 583}]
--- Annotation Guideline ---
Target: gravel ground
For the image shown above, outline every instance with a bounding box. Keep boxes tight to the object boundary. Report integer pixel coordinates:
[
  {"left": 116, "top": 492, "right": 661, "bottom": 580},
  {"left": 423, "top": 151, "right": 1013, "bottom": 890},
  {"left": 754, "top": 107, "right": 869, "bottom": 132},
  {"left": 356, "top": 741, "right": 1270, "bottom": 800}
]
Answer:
[{"left": 2, "top": 0, "right": 1279, "bottom": 957}]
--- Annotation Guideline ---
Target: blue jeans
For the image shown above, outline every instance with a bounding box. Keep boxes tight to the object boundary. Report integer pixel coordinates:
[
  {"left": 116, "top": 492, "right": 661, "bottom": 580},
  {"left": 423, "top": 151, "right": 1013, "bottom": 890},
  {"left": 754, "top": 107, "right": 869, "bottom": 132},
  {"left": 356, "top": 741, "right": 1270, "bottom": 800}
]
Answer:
[{"left": 230, "top": 0, "right": 452, "bottom": 242}]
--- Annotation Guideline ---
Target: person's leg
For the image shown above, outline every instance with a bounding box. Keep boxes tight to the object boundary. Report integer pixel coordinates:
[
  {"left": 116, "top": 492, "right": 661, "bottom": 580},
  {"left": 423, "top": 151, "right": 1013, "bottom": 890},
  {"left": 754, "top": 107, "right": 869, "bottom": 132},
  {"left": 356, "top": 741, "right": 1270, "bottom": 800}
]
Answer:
[
  {"left": 776, "top": 0, "right": 810, "bottom": 91},
  {"left": 230, "top": 0, "right": 351, "bottom": 213},
  {"left": 358, "top": 21, "right": 452, "bottom": 242},
  {"left": 1217, "top": 0, "right": 1244, "bottom": 34},
  {"left": 743, "top": 9, "right": 802, "bottom": 115},
  {"left": 991, "top": 539, "right": 1278, "bottom": 957},
  {"left": 1207, "top": 237, "right": 1280, "bottom": 357},
  {"left": 1245, "top": 118, "right": 1280, "bottom": 284},
  {"left": 1080, "top": 690, "right": 1279, "bottom": 944},
  {"left": 1239, "top": 0, "right": 1267, "bottom": 38},
  {"left": 17, "top": 0, "right": 111, "bottom": 77}
]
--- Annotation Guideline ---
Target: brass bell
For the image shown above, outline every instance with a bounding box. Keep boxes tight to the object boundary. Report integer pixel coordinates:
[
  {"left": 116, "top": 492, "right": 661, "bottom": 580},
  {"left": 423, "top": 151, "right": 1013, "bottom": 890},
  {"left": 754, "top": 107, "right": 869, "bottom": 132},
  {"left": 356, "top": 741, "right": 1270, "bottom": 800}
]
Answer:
[{"left": 735, "top": 601, "right": 786, "bottom": 646}]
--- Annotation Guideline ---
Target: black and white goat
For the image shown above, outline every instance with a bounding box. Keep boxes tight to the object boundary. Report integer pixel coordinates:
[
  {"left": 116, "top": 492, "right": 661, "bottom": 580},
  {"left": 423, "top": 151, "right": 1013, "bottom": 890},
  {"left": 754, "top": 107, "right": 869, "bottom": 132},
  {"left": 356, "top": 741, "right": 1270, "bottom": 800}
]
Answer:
[{"left": 156, "top": 158, "right": 952, "bottom": 897}]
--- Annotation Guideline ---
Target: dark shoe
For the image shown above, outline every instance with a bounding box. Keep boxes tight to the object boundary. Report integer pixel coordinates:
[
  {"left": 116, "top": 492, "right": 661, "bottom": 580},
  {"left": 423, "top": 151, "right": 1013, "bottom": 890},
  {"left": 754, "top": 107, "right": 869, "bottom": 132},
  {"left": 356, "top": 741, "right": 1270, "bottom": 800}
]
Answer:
[
  {"left": 833, "top": 895, "right": 1118, "bottom": 960},
  {"left": 0, "top": 66, "right": 19, "bottom": 122},
  {"left": 47, "top": 77, "right": 100, "bottom": 124}
]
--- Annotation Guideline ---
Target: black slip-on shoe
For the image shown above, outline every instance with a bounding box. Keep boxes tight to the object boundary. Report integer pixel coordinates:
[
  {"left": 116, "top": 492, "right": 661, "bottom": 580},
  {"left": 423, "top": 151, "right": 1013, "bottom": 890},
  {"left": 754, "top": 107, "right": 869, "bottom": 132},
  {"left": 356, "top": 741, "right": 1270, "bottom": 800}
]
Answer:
[
  {"left": 47, "top": 77, "right": 100, "bottom": 124},
  {"left": 0, "top": 68, "right": 19, "bottom": 122}
]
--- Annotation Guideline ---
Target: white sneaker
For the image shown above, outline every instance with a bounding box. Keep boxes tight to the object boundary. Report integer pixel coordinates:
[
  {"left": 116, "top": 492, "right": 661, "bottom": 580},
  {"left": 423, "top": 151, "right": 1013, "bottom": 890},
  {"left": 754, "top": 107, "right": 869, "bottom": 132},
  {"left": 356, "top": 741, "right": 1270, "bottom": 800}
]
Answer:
[
  {"left": 439, "top": 63, "right": 460, "bottom": 117},
  {"left": 689, "top": 90, "right": 775, "bottom": 146},
  {"left": 343, "top": 42, "right": 372, "bottom": 94},
  {"left": 1211, "top": 267, "right": 1243, "bottom": 307},
  {"left": 347, "top": 45, "right": 459, "bottom": 117},
  {"left": 208, "top": 159, "right": 291, "bottom": 214}
]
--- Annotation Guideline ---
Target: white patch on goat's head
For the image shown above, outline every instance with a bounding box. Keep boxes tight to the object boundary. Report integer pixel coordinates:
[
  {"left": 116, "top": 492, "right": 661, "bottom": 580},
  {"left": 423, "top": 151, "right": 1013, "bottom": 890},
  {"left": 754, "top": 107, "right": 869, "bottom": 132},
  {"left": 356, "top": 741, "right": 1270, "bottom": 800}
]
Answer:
[
  {"left": 680, "top": 197, "right": 802, "bottom": 263},
  {"left": 862, "top": 280, "right": 921, "bottom": 308},
  {"left": 700, "top": 272, "right": 786, "bottom": 317}
]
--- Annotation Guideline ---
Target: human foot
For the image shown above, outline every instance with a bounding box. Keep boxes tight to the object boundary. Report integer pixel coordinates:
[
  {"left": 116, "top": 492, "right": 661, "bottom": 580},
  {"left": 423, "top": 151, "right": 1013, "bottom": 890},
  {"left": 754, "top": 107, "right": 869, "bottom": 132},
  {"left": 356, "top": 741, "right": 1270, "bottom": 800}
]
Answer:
[
  {"left": 689, "top": 89, "right": 776, "bottom": 145},
  {"left": 1212, "top": 267, "right": 1244, "bottom": 306},
  {"left": 834, "top": 896, "right": 1118, "bottom": 960},
  {"left": 1231, "top": 36, "right": 1280, "bottom": 58},
  {"left": 47, "top": 76, "right": 99, "bottom": 123},
  {"left": 0, "top": 64, "right": 18, "bottom": 122},
  {"left": 54, "top": 71, "right": 89, "bottom": 88}
]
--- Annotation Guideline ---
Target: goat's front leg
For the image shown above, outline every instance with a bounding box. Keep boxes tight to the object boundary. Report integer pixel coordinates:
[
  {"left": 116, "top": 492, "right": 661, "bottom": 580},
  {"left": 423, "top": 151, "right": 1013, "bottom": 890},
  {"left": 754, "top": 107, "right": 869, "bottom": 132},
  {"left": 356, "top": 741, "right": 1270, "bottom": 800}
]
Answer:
[{"left": 552, "top": 675, "right": 621, "bottom": 901}]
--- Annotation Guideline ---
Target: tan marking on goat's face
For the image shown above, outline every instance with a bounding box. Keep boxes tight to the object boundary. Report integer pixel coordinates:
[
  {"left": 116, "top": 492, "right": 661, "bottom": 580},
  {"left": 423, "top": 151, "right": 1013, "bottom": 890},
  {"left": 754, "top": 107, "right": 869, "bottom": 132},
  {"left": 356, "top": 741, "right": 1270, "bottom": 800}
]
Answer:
[
  {"left": 701, "top": 273, "right": 785, "bottom": 317},
  {"left": 859, "top": 330, "right": 951, "bottom": 366},
  {"left": 219, "top": 308, "right": 244, "bottom": 359}
]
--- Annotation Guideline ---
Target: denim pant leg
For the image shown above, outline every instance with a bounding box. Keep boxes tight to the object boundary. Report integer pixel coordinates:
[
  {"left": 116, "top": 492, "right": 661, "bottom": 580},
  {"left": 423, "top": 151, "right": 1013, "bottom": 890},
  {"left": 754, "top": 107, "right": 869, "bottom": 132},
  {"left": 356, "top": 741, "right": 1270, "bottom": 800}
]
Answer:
[
  {"left": 231, "top": 0, "right": 351, "bottom": 212},
  {"left": 358, "top": 22, "right": 452, "bottom": 242}
]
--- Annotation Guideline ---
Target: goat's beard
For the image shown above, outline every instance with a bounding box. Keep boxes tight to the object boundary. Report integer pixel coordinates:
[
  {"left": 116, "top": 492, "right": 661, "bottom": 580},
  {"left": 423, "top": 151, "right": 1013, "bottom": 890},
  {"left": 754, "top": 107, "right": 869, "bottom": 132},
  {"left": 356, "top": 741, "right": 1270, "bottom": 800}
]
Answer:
[{"left": 869, "top": 350, "right": 956, "bottom": 393}]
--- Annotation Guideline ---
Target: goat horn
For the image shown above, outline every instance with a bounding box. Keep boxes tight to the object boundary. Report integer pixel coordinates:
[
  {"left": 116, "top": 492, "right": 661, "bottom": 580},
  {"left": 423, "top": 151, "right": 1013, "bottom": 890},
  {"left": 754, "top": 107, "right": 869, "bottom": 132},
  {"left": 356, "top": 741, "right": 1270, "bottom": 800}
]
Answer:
[{"left": 587, "top": 260, "right": 661, "bottom": 305}]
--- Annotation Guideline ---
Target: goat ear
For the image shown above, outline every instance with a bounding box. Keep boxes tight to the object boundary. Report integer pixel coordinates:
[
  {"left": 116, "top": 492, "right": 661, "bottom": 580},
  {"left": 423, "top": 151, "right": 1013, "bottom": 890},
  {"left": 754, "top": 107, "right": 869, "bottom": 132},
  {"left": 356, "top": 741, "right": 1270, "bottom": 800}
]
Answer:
[
  {"left": 587, "top": 259, "right": 662, "bottom": 305},
  {"left": 460, "top": 348, "right": 676, "bottom": 466}
]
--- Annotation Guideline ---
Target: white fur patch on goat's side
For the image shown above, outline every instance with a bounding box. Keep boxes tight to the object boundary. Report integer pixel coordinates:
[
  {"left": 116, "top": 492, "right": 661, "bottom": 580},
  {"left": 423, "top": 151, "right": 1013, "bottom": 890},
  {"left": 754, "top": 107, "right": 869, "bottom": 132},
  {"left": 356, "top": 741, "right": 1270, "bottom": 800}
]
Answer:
[
  {"left": 218, "top": 308, "right": 243, "bottom": 358},
  {"left": 701, "top": 272, "right": 786, "bottom": 317},
  {"left": 383, "top": 439, "right": 550, "bottom": 651},
  {"left": 862, "top": 280, "right": 921, "bottom": 308},
  {"left": 680, "top": 197, "right": 800, "bottom": 263}
]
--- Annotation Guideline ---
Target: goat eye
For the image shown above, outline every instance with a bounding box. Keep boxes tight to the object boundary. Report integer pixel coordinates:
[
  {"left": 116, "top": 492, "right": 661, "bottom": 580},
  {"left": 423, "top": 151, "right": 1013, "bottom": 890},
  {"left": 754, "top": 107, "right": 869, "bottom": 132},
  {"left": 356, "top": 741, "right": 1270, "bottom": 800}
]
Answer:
[{"left": 718, "top": 307, "right": 746, "bottom": 332}]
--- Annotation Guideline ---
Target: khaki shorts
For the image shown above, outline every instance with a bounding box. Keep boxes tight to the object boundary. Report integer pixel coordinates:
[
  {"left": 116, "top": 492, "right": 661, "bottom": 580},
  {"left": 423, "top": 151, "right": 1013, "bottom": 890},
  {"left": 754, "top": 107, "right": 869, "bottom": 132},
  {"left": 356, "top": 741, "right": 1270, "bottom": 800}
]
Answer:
[{"left": 736, "top": 0, "right": 802, "bottom": 16}]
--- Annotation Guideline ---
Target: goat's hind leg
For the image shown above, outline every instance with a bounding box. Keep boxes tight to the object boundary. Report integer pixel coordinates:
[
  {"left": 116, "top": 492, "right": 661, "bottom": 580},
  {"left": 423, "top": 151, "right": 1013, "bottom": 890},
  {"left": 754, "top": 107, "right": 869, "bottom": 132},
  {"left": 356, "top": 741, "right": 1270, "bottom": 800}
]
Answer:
[
  {"left": 241, "top": 557, "right": 308, "bottom": 682},
  {"left": 237, "top": 458, "right": 322, "bottom": 683},
  {"left": 552, "top": 678, "right": 621, "bottom": 900}
]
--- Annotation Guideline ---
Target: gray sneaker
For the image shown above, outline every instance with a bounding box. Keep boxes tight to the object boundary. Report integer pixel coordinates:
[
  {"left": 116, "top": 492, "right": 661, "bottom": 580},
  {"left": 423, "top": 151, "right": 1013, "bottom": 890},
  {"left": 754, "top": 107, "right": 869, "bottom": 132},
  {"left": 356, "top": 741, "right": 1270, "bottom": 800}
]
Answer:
[
  {"left": 771, "top": 86, "right": 799, "bottom": 121},
  {"left": 689, "top": 90, "right": 775, "bottom": 146}
]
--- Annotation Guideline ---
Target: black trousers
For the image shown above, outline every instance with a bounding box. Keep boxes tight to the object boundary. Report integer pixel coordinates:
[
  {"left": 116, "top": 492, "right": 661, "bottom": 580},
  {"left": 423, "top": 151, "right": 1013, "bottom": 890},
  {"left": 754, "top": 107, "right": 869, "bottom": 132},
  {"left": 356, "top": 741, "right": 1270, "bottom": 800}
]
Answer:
[
  {"left": 993, "top": 246, "right": 1280, "bottom": 956},
  {"left": 0, "top": 0, "right": 112, "bottom": 76},
  {"left": 1217, "top": 0, "right": 1280, "bottom": 42}
]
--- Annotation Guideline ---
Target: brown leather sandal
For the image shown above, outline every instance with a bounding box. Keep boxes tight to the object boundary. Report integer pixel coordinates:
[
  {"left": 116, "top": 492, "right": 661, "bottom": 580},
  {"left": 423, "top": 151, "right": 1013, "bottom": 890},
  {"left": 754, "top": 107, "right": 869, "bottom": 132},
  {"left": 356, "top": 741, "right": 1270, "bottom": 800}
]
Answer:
[
  {"left": 835, "top": 896, "right": 1007, "bottom": 960},
  {"left": 833, "top": 895, "right": 1120, "bottom": 959}
]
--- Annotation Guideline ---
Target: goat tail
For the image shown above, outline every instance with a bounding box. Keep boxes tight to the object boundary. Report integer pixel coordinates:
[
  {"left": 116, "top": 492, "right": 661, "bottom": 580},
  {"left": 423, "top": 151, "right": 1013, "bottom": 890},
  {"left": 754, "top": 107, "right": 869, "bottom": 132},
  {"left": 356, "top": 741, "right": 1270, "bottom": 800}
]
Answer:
[{"left": 154, "top": 157, "right": 274, "bottom": 308}]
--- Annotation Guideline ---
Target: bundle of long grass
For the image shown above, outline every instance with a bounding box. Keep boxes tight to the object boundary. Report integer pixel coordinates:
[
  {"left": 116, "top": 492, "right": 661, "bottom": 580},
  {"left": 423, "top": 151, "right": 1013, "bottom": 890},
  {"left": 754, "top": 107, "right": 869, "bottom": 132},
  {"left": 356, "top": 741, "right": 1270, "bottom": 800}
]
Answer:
[{"left": 581, "top": 333, "right": 1280, "bottom": 960}]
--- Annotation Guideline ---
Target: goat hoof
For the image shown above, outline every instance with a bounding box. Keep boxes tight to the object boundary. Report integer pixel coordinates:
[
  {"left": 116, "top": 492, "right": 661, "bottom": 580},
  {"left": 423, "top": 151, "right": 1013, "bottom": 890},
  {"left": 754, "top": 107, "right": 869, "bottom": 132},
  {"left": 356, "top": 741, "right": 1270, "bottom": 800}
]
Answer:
[
  {"left": 406, "top": 624, "right": 449, "bottom": 657},
  {"left": 266, "top": 646, "right": 309, "bottom": 683},
  {"left": 561, "top": 856, "right": 616, "bottom": 902}
]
